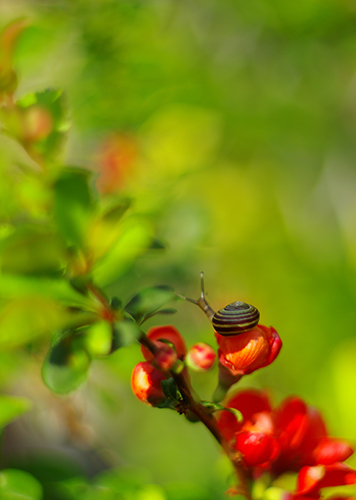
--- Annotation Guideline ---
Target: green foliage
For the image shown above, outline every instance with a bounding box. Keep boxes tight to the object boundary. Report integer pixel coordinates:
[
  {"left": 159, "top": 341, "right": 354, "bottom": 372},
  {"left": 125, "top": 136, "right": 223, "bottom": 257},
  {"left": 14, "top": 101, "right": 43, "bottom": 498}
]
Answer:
[
  {"left": 54, "top": 168, "right": 94, "bottom": 248},
  {"left": 0, "top": 0, "right": 355, "bottom": 498},
  {"left": 0, "top": 469, "right": 42, "bottom": 500},
  {"left": 124, "top": 285, "right": 177, "bottom": 324},
  {"left": 0, "top": 395, "right": 31, "bottom": 428},
  {"left": 42, "top": 330, "right": 91, "bottom": 394}
]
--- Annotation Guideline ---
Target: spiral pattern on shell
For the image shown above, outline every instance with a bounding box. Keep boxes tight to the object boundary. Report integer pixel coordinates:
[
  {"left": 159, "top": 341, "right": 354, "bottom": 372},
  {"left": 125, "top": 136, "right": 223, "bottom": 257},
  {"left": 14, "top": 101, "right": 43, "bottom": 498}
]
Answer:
[{"left": 212, "top": 301, "right": 260, "bottom": 336}]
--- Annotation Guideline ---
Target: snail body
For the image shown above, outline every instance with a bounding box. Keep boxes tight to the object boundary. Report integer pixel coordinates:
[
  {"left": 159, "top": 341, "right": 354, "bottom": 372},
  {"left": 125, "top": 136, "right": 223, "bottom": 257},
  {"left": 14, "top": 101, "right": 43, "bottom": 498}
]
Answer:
[{"left": 212, "top": 301, "right": 260, "bottom": 336}]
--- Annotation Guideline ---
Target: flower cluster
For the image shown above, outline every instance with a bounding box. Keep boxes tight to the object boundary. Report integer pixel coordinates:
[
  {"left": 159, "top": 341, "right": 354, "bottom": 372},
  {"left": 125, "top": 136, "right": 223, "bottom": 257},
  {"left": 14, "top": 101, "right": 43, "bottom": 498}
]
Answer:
[
  {"left": 131, "top": 313, "right": 355, "bottom": 499},
  {"left": 131, "top": 325, "right": 186, "bottom": 405},
  {"left": 217, "top": 389, "right": 356, "bottom": 499},
  {"left": 131, "top": 325, "right": 217, "bottom": 405}
]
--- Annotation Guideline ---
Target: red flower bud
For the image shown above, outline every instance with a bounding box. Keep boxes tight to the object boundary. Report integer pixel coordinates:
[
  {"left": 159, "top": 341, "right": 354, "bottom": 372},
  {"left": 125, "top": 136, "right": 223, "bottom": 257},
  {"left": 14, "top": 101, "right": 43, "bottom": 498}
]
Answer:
[
  {"left": 186, "top": 343, "right": 216, "bottom": 372},
  {"left": 215, "top": 324, "right": 282, "bottom": 376},
  {"left": 153, "top": 342, "right": 177, "bottom": 371},
  {"left": 131, "top": 361, "right": 167, "bottom": 406},
  {"left": 141, "top": 325, "right": 187, "bottom": 361}
]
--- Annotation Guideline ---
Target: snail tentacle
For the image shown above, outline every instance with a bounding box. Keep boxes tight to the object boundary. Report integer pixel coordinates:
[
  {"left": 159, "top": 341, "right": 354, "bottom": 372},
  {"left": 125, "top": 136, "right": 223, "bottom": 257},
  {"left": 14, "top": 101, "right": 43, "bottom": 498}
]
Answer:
[{"left": 177, "top": 272, "right": 216, "bottom": 322}]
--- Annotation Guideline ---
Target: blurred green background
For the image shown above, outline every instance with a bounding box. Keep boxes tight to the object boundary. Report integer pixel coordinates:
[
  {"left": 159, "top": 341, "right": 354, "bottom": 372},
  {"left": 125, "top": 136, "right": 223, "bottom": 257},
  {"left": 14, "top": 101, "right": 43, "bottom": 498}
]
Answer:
[{"left": 1, "top": 0, "right": 356, "bottom": 498}]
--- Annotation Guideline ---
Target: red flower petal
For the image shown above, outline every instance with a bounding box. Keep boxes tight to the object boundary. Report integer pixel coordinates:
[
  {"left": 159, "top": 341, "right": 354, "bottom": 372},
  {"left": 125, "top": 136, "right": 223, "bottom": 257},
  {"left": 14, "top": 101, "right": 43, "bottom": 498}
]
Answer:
[
  {"left": 296, "top": 464, "right": 356, "bottom": 496},
  {"left": 313, "top": 437, "right": 354, "bottom": 465},
  {"left": 236, "top": 430, "right": 280, "bottom": 468},
  {"left": 216, "top": 389, "right": 272, "bottom": 442},
  {"left": 141, "top": 325, "right": 187, "bottom": 361},
  {"left": 216, "top": 325, "right": 282, "bottom": 376},
  {"left": 131, "top": 361, "right": 167, "bottom": 406}
]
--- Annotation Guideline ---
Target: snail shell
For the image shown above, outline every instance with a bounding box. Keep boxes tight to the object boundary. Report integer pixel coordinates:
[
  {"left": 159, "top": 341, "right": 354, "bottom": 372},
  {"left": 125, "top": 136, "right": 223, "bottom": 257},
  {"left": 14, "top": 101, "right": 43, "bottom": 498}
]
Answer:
[{"left": 212, "top": 301, "right": 260, "bottom": 336}]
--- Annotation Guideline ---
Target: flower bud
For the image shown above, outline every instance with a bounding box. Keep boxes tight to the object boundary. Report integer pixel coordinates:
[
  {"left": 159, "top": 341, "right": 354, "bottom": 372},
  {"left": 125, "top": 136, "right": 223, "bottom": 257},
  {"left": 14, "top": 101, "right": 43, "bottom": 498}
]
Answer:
[
  {"left": 131, "top": 361, "right": 166, "bottom": 406},
  {"left": 141, "top": 325, "right": 187, "bottom": 361},
  {"left": 153, "top": 342, "right": 177, "bottom": 371},
  {"left": 186, "top": 343, "right": 216, "bottom": 372},
  {"left": 215, "top": 325, "right": 282, "bottom": 377}
]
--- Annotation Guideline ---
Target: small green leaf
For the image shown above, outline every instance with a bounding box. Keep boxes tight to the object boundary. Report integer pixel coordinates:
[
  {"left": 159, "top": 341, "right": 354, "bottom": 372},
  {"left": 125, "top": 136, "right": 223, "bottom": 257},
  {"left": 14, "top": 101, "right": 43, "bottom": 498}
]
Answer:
[
  {"left": 140, "top": 308, "right": 177, "bottom": 325},
  {"left": 201, "top": 401, "right": 226, "bottom": 412},
  {"left": 113, "top": 320, "right": 141, "bottom": 348},
  {"left": 84, "top": 321, "right": 112, "bottom": 357},
  {"left": 0, "top": 469, "right": 42, "bottom": 500},
  {"left": 110, "top": 297, "right": 122, "bottom": 310},
  {"left": 161, "top": 378, "right": 181, "bottom": 402},
  {"left": 42, "top": 332, "right": 90, "bottom": 394},
  {"left": 124, "top": 285, "right": 176, "bottom": 324},
  {"left": 54, "top": 168, "right": 93, "bottom": 248},
  {"left": 155, "top": 398, "right": 177, "bottom": 410},
  {"left": 0, "top": 395, "right": 32, "bottom": 428},
  {"left": 0, "top": 225, "right": 65, "bottom": 276},
  {"left": 201, "top": 401, "right": 242, "bottom": 421},
  {"left": 149, "top": 239, "right": 166, "bottom": 250},
  {"left": 92, "top": 217, "right": 152, "bottom": 286},
  {"left": 101, "top": 199, "right": 131, "bottom": 222}
]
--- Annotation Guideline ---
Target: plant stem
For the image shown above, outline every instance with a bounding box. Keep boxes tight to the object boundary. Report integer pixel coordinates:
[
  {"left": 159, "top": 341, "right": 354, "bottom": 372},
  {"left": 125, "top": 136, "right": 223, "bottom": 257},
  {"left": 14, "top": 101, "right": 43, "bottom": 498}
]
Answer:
[
  {"left": 138, "top": 331, "right": 252, "bottom": 500},
  {"left": 88, "top": 283, "right": 251, "bottom": 499}
]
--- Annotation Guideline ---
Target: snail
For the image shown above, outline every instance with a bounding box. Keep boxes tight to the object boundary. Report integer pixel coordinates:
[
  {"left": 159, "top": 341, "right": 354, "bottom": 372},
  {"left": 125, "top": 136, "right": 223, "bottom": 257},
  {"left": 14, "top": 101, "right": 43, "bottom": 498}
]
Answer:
[
  {"left": 179, "top": 272, "right": 260, "bottom": 336},
  {"left": 212, "top": 301, "right": 259, "bottom": 336}
]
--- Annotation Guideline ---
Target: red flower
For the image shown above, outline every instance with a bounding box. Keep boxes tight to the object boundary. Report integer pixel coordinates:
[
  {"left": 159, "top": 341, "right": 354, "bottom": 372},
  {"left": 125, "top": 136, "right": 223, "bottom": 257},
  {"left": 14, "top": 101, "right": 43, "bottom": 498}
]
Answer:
[
  {"left": 216, "top": 388, "right": 354, "bottom": 493},
  {"left": 215, "top": 324, "right": 282, "bottom": 377},
  {"left": 141, "top": 325, "right": 187, "bottom": 362},
  {"left": 131, "top": 361, "right": 167, "bottom": 406},
  {"left": 272, "top": 397, "right": 353, "bottom": 477},
  {"left": 217, "top": 389, "right": 272, "bottom": 443},
  {"left": 294, "top": 463, "right": 356, "bottom": 497}
]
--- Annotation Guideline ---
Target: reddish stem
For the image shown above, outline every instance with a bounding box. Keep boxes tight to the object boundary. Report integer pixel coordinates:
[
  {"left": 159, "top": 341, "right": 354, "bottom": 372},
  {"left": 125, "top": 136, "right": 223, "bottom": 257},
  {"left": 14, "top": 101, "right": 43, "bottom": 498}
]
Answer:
[
  {"left": 87, "top": 283, "right": 251, "bottom": 499},
  {"left": 138, "top": 331, "right": 252, "bottom": 500}
]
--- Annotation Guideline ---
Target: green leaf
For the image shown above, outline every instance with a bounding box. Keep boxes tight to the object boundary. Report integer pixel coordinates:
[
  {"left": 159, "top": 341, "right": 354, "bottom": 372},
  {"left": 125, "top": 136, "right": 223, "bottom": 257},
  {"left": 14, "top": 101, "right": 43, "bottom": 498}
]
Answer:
[
  {"left": 124, "top": 285, "right": 176, "bottom": 324},
  {"left": 100, "top": 199, "right": 131, "bottom": 223},
  {"left": 110, "top": 296, "right": 122, "bottom": 310},
  {"left": 54, "top": 168, "right": 94, "bottom": 248},
  {"left": 113, "top": 320, "right": 141, "bottom": 349},
  {"left": 42, "top": 331, "right": 90, "bottom": 394},
  {"left": 87, "top": 199, "right": 132, "bottom": 263},
  {"left": 84, "top": 321, "right": 112, "bottom": 357},
  {"left": 140, "top": 308, "right": 177, "bottom": 324},
  {"left": 202, "top": 401, "right": 243, "bottom": 422},
  {"left": 0, "top": 225, "right": 65, "bottom": 276},
  {"left": 0, "top": 297, "right": 68, "bottom": 349},
  {"left": 0, "top": 469, "right": 42, "bottom": 500},
  {"left": 161, "top": 378, "right": 181, "bottom": 402},
  {"left": 0, "top": 274, "right": 96, "bottom": 309},
  {"left": 155, "top": 398, "right": 178, "bottom": 410},
  {"left": 92, "top": 217, "right": 152, "bottom": 286},
  {"left": 0, "top": 395, "right": 32, "bottom": 428}
]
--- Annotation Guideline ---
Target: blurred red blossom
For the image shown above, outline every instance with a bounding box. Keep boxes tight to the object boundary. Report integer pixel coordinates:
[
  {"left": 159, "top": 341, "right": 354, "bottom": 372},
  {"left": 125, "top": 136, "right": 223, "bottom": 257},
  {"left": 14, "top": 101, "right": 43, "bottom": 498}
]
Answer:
[
  {"left": 96, "top": 133, "right": 137, "bottom": 194},
  {"left": 186, "top": 342, "right": 216, "bottom": 372},
  {"left": 216, "top": 389, "right": 355, "bottom": 496}
]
